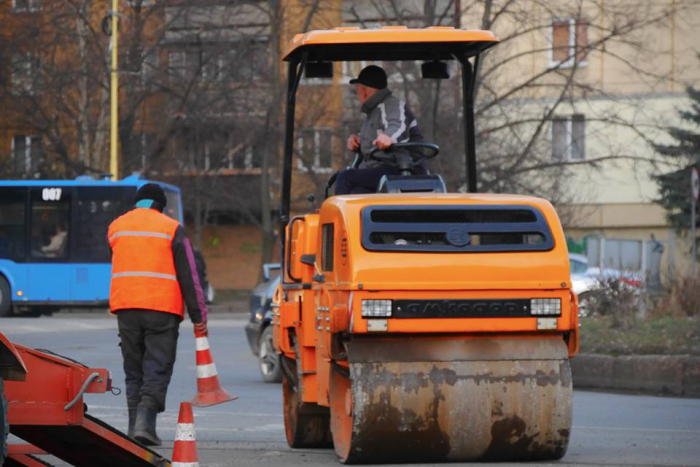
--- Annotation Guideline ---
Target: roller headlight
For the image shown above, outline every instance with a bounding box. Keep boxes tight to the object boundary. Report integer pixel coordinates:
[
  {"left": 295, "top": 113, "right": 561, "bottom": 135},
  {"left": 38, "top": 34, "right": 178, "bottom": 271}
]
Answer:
[
  {"left": 362, "top": 299, "right": 392, "bottom": 318},
  {"left": 530, "top": 298, "right": 561, "bottom": 316}
]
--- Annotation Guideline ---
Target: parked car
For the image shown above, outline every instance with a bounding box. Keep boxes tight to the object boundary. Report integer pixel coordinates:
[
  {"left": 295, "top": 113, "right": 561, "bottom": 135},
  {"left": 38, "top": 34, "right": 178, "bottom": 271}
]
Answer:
[
  {"left": 569, "top": 253, "right": 643, "bottom": 315},
  {"left": 245, "top": 263, "right": 281, "bottom": 383}
]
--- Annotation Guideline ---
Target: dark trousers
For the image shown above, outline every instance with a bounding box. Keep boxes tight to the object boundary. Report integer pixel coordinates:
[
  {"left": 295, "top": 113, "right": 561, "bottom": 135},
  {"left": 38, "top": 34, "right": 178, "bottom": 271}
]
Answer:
[
  {"left": 117, "top": 310, "right": 180, "bottom": 413},
  {"left": 335, "top": 166, "right": 402, "bottom": 195}
]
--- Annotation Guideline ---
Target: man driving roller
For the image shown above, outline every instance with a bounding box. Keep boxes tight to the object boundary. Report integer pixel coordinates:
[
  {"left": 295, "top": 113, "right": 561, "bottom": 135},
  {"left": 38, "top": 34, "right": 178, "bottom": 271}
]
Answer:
[{"left": 336, "top": 65, "right": 426, "bottom": 195}]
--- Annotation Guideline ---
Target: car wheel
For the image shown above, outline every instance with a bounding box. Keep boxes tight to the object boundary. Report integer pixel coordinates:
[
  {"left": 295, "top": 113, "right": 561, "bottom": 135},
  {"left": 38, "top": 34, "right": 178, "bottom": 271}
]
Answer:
[
  {"left": 578, "top": 292, "right": 593, "bottom": 317},
  {"left": 258, "top": 326, "right": 282, "bottom": 383},
  {"left": 0, "top": 277, "right": 13, "bottom": 318},
  {"left": 206, "top": 284, "right": 215, "bottom": 304}
]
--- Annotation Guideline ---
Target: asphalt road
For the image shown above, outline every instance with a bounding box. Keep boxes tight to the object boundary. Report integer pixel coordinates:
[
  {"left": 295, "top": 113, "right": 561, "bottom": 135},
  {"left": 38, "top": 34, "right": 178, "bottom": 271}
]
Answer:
[{"left": 3, "top": 312, "right": 700, "bottom": 467}]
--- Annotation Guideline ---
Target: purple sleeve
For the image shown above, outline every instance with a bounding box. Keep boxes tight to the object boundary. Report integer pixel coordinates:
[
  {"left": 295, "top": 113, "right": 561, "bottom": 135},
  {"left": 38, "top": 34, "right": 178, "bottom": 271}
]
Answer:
[
  {"left": 172, "top": 226, "right": 208, "bottom": 323},
  {"left": 183, "top": 237, "right": 208, "bottom": 322}
]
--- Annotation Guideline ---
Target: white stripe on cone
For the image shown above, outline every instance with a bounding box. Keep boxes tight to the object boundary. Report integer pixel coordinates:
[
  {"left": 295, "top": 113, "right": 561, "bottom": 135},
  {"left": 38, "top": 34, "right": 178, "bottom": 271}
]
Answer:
[
  {"left": 175, "top": 423, "right": 196, "bottom": 442},
  {"left": 196, "top": 363, "right": 218, "bottom": 379},
  {"left": 195, "top": 337, "right": 210, "bottom": 352},
  {"left": 172, "top": 463, "right": 199, "bottom": 467}
]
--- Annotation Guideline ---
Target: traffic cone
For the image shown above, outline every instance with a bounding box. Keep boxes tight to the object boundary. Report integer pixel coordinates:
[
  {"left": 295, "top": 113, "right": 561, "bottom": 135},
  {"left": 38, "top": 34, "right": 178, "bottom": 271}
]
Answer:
[
  {"left": 192, "top": 329, "right": 237, "bottom": 407},
  {"left": 172, "top": 402, "right": 198, "bottom": 467}
]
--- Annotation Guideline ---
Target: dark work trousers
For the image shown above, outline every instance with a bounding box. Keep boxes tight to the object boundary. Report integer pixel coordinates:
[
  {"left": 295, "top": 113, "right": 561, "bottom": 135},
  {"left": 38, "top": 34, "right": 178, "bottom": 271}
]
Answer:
[
  {"left": 117, "top": 310, "right": 180, "bottom": 413},
  {"left": 335, "top": 166, "right": 402, "bottom": 195}
]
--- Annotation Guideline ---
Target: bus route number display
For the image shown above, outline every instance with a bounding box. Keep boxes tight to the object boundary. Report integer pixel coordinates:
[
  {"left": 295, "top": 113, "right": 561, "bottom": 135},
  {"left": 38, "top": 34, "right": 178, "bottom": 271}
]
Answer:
[{"left": 42, "top": 188, "right": 63, "bottom": 201}]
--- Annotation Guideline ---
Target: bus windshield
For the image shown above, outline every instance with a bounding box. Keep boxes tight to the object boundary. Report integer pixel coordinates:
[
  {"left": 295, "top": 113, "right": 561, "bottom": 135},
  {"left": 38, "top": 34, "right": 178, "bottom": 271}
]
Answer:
[{"left": 163, "top": 188, "right": 181, "bottom": 223}]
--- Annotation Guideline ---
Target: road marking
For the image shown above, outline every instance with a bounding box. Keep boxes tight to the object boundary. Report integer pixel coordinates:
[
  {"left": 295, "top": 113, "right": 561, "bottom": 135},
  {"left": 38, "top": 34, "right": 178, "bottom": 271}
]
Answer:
[
  {"left": 1, "top": 318, "right": 247, "bottom": 336},
  {"left": 194, "top": 424, "right": 284, "bottom": 433},
  {"left": 575, "top": 425, "right": 700, "bottom": 434},
  {"left": 87, "top": 405, "right": 282, "bottom": 418}
]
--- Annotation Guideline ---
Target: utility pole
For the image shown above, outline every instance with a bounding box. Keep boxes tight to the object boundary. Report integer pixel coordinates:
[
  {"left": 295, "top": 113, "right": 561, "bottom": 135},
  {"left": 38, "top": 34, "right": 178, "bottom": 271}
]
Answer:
[
  {"left": 109, "top": 0, "right": 120, "bottom": 179},
  {"left": 691, "top": 167, "right": 699, "bottom": 278}
]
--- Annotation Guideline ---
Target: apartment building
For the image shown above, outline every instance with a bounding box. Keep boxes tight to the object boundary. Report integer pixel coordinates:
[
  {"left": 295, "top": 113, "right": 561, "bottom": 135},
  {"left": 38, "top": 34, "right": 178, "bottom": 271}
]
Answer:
[{"left": 457, "top": 0, "right": 700, "bottom": 276}]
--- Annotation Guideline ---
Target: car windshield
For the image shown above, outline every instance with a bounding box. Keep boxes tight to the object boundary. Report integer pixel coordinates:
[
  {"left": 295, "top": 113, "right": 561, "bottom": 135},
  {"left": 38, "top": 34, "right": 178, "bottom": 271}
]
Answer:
[{"left": 570, "top": 259, "right": 588, "bottom": 275}]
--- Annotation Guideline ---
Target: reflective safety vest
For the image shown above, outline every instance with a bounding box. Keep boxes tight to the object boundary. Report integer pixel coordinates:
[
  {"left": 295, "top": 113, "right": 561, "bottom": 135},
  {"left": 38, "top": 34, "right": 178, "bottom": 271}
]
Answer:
[{"left": 108, "top": 208, "right": 184, "bottom": 318}]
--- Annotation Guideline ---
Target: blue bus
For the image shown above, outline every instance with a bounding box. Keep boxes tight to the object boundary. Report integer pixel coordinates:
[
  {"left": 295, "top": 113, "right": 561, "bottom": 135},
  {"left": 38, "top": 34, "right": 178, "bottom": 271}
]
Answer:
[{"left": 0, "top": 175, "right": 183, "bottom": 317}]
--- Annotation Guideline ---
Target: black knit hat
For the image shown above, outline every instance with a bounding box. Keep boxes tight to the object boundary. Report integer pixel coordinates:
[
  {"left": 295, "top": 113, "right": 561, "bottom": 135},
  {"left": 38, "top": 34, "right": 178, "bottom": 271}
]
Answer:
[
  {"left": 135, "top": 183, "right": 167, "bottom": 208},
  {"left": 349, "top": 65, "right": 388, "bottom": 90}
]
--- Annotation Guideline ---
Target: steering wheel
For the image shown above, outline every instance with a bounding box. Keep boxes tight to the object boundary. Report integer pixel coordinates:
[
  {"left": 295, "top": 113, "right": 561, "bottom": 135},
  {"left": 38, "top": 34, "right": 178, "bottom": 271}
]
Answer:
[{"left": 368, "top": 142, "right": 440, "bottom": 167}]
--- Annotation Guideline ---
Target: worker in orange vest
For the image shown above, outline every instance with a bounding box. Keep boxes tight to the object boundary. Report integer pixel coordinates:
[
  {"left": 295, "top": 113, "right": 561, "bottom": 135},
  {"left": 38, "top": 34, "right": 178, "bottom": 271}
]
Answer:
[{"left": 108, "top": 183, "right": 208, "bottom": 446}]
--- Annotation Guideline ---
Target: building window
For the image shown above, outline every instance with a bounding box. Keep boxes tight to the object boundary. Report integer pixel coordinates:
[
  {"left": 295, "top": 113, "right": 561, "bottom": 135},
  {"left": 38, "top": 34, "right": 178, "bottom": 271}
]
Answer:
[
  {"left": 168, "top": 52, "right": 185, "bottom": 84},
  {"left": 297, "top": 128, "right": 334, "bottom": 173},
  {"left": 12, "top": 53, "right": 39, "bottom": 95},
  {"left": 550, "top": 18, "right": 588, "bottom": 68},
  {"left": 128, "top": 0, "right": 152, "bottom": 8},
  {"left": 125, "top": 132, "right": 155, "bottom": 172},
  {"left": 12, "top": 0, "right": 41, "bottom": 12},
  {"left": 201, "top": 52, "right": 224, "bottom": 83},
  {"left": 140, "top": 48, "right": 159, "bottom": 87},
  {"left": 223, "top": 42, "right": 270, "bottom": 82},
  {"left": 552, "top": 115, "right": 585, "bottom": 161},
  {"left": 340, "top": 61, "right": 415, "bottom": 84},
  {"left": 12, "top": 135, "right": 42, "bottom": 175},
  {"left": 169, "top": 50, "right": 228, "bottom": 84},
  {"left": 203, "top": 131, "right": 232, "bottom": 170},
  {"left": 243, "top": 145, "right": 260, "bottom": 170}
]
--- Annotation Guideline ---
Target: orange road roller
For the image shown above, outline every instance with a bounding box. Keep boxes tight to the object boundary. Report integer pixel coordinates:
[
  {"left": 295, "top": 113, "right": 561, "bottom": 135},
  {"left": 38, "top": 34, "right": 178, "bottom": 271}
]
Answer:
[{"left": 274, "top": 27, "right": 579, "bottom": 464}]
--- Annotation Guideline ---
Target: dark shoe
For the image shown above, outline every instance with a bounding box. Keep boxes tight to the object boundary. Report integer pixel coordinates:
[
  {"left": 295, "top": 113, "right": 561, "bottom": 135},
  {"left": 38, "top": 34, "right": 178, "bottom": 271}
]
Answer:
[
  {"left": 133, "top": 407, "right": 162, "bottom": 446},
  {"left": 128, "top": 407, "right": 137, "bottom": 438}
]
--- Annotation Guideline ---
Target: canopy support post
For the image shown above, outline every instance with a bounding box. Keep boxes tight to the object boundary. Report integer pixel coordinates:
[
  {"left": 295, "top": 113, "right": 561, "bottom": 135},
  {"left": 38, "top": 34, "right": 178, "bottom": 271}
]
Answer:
[
  {"left": 457, "top": 53, "right": 480, "bottom": 193},
  {"left": 280, "top": 53, "right": 307, "bottom": 274}
]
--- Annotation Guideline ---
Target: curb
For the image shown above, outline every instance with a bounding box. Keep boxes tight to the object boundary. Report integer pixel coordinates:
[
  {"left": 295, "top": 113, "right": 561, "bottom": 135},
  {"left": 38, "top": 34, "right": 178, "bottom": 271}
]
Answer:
[{"left": 572, "top": 353, "right": 700, "bottom": 397}]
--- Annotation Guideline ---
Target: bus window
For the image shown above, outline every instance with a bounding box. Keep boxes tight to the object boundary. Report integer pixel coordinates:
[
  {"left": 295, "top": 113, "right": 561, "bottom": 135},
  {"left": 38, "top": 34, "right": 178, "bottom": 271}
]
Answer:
[
  {"left": 73, "top": 186, "right": 134, "bottom": 263},
  {"left": 30, "top": 187, "right": 71, "bottom": 259},
  {"left": 0, "top": 187, "right": 27, "bottom": 261},
  {"left": 164, "top": 188, "right": 181, "bottom": 223}
]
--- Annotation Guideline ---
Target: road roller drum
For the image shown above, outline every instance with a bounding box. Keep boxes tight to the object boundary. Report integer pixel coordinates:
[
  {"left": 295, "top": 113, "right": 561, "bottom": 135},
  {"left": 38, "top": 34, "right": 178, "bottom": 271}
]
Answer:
[{"left": 330, "top": 338, "right": 572, "bottom": 464}]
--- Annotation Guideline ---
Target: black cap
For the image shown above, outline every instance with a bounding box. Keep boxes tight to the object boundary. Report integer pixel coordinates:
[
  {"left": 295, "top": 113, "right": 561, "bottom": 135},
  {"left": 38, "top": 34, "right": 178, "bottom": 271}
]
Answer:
[
  {"left": 349, "top": 65, "right": 387, "bottom": 90},
  {"left": 135, "top": 183, "right": 167, "bottom": 208}
]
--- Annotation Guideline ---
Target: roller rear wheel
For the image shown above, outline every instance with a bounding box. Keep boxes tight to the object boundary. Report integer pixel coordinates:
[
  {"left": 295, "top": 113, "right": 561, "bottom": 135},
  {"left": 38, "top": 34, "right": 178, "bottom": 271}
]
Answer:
[{"left": 281, "top": 355, "right": 332, "bottom": 448}]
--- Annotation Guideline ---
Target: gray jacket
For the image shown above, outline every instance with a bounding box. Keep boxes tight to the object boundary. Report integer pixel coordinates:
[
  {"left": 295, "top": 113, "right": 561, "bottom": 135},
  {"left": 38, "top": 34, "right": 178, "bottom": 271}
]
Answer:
[{"left": 357, "top": 88, "right": 425, "bottom": 169}]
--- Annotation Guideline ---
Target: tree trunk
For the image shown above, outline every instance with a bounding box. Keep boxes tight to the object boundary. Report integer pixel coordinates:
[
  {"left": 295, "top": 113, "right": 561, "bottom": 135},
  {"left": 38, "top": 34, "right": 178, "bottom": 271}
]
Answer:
[{"left": 75, "top": 2, "right": 91, "bottom": 169}]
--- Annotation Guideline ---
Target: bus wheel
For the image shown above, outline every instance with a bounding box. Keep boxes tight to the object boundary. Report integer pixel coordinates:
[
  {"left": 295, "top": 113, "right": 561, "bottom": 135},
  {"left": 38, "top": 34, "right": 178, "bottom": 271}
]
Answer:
[
  {"left": 0, "top": 377, "right": 7, "bottom": 466},
  {"left": 0, "top": 278, "right": 12, "bottom": 318}
]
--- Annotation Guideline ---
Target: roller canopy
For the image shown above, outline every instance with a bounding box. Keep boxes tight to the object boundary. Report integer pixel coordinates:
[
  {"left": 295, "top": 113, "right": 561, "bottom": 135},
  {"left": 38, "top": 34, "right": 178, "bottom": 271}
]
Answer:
[{"left": 283, "top": 26, "right": 499, "bottom": 62}]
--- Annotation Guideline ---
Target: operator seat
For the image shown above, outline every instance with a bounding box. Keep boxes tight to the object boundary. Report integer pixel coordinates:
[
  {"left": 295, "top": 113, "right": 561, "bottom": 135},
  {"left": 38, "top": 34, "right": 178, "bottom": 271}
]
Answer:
[{"left": 377, "top": 174, "right": 447, "bottom": 193}]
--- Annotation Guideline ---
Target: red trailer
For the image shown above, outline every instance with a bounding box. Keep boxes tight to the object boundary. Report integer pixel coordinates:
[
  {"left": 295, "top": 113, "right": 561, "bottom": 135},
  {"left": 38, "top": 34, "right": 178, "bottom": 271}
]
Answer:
[{"left": 0, "top": 332, "right": 170, "bottom": 467}]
